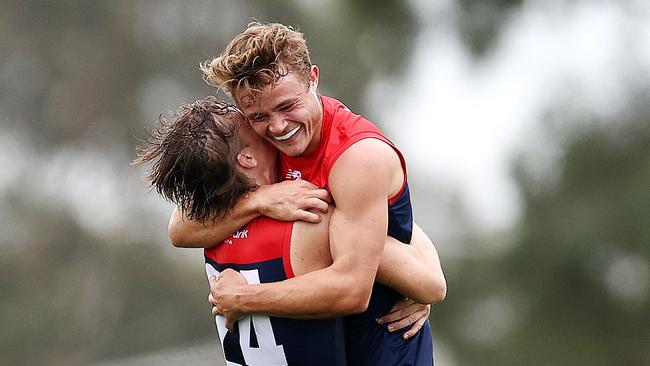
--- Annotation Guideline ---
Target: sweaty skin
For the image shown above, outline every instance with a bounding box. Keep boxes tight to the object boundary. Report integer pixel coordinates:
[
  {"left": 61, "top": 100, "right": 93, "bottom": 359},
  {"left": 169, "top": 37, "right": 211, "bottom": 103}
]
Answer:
[
  {"left": 210, "top": 203, "right": 445, "bottom": 333},
  {"left": 170, "top": 54, "right": 446, "bottom": 343},
  {"left": 290, "top": 208, "right": 445, "bottom": 307},
  {"left": 188, "top": 23, "right": 443, "bottom": 364},
  {"left": 197, "top": 110, "right": 446, "bottom": 336}
]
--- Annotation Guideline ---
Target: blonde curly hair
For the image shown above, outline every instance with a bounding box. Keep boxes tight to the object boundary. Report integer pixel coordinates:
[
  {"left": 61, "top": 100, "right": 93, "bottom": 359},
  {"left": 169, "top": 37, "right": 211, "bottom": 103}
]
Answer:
[{"left": 200, "top": 22, "right": 312, "bottom": 105}]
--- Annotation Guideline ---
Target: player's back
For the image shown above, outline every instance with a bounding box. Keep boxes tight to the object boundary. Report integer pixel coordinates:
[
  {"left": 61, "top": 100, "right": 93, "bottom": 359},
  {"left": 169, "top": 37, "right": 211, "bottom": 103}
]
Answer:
[{"left": 205, "top": 216, "right": 346, "bottom": 366}]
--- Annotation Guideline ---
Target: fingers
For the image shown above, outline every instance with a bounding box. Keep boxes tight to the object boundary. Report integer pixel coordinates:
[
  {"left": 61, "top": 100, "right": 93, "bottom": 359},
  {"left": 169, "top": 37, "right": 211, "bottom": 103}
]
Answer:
[
  {"left": 311, "top": 188, "right": 332, "bottom": 203},
  {"left": 208, "top": 292, "right": 222, "bottom": 316},
  {"left": 213, "top": 305, "right": 236, "bottom": 331},
  {"left": 389, "top": 298, "right": 415, "bottom": 313},
  {"left": 304, "top": 197, "right": 330, "bottom": 213},
  {"left": 294, "top": 210, "right": 322, "bottom": 223},
  {"left": 291, "top": 180, "right": 330, "bottom": 203},
  {"left": 377, "top": 299, "right": 416, "bottom": 324},
  {"left": 377, "top": 303, "right": 419, "bottom": 325},
  {"left": 376, "top": 299, "right": 431, "bottom": 339},
  {"left": 225, "top": 318, "right": 236, "bottom": 332},
  {"left": 377, "top": 300, "right": 431, "bottom": 339},
  {"left": 382, "top": 305, "right": 429, "bottom": 335},
  {"left": 402, "top": 311, "right": 429, "bottom": 339},
  {"left": 212, "top": 305, "right": 221, "bottom": 316}
]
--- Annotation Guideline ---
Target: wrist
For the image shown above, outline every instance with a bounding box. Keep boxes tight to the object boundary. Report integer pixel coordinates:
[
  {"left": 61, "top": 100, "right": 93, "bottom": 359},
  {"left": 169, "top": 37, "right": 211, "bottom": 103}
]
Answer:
[
  {"left": 249, "top": 186, "right": 270, "bottom": 216},
  {"left": 232, "top": 283, "right": 262, "bottom": 314}
]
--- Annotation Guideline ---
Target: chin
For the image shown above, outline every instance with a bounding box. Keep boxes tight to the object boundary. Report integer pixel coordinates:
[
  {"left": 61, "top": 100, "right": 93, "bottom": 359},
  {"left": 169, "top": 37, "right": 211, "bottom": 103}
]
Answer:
[
  {"left": 283, "top": 147, "right": 306, "bottom": 157},
  {"left": 275, "top": 142, "right": 308, "bottom": 157},
  {"left": 280, "top": 148, "right": 303, "bottom": 157}
]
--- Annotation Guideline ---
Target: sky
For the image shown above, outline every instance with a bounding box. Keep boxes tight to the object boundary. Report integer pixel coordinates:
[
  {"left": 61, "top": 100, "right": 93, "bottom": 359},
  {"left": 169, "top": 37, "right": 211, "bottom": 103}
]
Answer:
[{"left": 369, "top": 0, "right": 650, "bottom": 233}]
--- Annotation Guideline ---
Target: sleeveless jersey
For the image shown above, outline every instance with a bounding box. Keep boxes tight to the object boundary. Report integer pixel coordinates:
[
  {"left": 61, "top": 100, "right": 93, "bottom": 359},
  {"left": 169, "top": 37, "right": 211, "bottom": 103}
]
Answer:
[
  {"left": 280, "top": 96, "right": 434, "bottom": 365},
  {"left": 204, "top": 216, "right": 346, "bottom": 366}
]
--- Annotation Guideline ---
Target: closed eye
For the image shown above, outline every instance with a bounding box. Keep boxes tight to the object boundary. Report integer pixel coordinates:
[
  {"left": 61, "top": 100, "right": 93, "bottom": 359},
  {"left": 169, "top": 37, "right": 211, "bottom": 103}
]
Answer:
[
  {"left": 279, "top": 101, "right": 297, "bottom": 112},
  {"left": 250, "top": 114, "right": 267, "bottom": 123}
]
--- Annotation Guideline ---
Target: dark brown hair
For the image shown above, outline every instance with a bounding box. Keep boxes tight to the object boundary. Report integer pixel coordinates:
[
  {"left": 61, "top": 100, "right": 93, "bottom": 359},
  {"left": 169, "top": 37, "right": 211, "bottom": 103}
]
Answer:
[
  {"left": 200, "top": 22, "right": 311, "bottom": 106},
  {"left": 133, "top": 96, "right": 256, "bottom": 223}
]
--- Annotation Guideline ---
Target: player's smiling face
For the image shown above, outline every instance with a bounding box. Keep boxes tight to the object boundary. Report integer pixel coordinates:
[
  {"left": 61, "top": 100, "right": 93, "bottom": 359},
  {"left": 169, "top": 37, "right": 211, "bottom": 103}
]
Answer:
[{"left": 237, "top": 65, "right": 323, "bottom": 157}]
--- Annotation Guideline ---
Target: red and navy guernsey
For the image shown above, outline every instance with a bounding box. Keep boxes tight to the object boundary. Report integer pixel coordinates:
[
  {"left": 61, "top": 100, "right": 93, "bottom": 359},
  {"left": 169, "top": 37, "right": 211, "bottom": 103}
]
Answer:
[
  {"left": 279, "top": 96, "right": 434, "bottom": 365},
  {"left": 205, "top": 216, "right": 346, "bottom": 366}
]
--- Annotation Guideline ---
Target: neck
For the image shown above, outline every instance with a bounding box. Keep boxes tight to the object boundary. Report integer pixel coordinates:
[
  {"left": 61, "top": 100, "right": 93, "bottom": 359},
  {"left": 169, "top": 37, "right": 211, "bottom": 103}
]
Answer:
[
  {"left": 248, "top": 161, "right": 278, "bottom": 186},
  {"left": 303, "top": 94, "right": 324, "bottom": 156}
]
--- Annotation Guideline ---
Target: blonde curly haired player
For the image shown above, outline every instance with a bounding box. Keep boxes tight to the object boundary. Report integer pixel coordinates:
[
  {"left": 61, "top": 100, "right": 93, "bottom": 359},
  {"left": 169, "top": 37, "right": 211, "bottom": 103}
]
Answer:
[{"left": 172, "top": 22, "right": 445, "bottom": 365}]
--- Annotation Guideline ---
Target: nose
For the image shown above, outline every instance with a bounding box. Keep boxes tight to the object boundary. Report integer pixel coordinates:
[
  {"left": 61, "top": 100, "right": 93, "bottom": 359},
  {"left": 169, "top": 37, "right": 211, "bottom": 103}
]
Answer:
[{"left": 267, "top": 114, "right": 288, "bottom": 134}]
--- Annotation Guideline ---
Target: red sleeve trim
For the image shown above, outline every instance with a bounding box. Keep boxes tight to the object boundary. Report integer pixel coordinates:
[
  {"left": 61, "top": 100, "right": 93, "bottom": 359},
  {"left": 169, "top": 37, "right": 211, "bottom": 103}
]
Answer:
[
  {"left": 282, "top": 222, "right": 296, "bottom": 279},
  {"left": 325, "top": 133, "right": 408, "bottom": 204}
]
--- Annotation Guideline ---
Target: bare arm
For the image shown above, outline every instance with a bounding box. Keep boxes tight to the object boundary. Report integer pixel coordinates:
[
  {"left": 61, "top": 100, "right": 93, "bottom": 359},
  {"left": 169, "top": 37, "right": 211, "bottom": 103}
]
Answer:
[
  {"left": 168, "top": 193, "right": 259, "bottom": 248},
  {"left": 210, "top": 139, "right": 397, "bottom": 321},
  {"left": 376, "top": 223, "right": 447, "bottom": 304},
  {"left": 169, "top": 180, "right": 331, "bottom": 248}
]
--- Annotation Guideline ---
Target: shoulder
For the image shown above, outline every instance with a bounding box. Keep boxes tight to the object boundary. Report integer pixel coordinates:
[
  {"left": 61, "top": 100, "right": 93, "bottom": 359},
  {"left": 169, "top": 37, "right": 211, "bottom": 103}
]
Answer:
[
  {"left": 329, "top": 138, "right": 402, "bottom": 201},
  {"left": 333, "top": 138, "right": 400, "bottom": 173}
]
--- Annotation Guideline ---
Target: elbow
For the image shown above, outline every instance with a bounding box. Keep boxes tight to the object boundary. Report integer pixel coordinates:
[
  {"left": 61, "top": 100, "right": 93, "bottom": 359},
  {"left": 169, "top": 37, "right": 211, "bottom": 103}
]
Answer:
[
  {"left": 348, "top": 292, "right": 371, "bottom": 314},
  {"left": 429, "top": 275, "right": 447, "bottom": 304},
  {"left": 168, "top": 228, "right": 183, "bottom": 248},
  {"left": 412, "top": 275, "right": 447, "bottom": 305},
  {"left": 168, "top": 220, "right": 187, "bottom": 248},
  {"left": 335, "top": 285, "right": 372, "bottom": 315}
]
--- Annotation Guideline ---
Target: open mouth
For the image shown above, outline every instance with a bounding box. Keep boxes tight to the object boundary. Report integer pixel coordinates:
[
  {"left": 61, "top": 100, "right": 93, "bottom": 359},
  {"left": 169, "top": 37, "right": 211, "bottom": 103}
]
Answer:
[{"left": 273, "top": 126, "right": 301, "bottom": 141}]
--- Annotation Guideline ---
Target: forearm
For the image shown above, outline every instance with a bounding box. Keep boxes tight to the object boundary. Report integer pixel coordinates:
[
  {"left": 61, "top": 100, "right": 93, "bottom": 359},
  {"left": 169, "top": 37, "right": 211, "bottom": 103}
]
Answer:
[
  {"left": 168, "top": 193, "right": 260, "bottom": 248},
  {"left": 376, "top": 225, "right": 447, "bottom": 304},
  {"left": 169, "top": 180, "right": 331, "bottom": 247},
  {"left": 231, "top": 265, "right": 371, "bottom": 319},
  {"left": 225, "top": 212, "right": 385, "bottom": 319},
  {"left": 376, "top": 240, "right": 438, "bottom": 303},
  {"left": 411, "top": 223, "right": 447, "bottom": 302}
]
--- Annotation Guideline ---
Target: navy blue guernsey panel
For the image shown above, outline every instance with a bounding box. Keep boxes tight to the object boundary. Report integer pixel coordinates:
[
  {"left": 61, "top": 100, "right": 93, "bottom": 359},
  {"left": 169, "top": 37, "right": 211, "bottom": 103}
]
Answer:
[
  {"left": 344, "top": 183, "right": 434, "bottom": 365},
  {"left": 206, "top": 257, "right": 346, "bottom": 366}
]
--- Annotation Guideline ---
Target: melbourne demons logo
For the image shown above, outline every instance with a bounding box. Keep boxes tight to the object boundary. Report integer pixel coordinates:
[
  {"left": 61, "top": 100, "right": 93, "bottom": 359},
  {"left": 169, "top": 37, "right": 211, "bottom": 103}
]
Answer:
[{"left": 285, "top": 169, "right": 302, "bottom": 180}]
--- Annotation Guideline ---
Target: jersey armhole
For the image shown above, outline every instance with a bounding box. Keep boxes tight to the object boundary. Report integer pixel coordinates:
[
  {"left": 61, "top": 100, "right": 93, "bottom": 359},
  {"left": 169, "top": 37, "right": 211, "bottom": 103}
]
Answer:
[
  {"left": 388, "top": 151, "right": 408, "bottom": 205},
  {"left": 282, "top": 222, "right": 296, "bottom": 279},
  {"left": 326, "top": 133, "right": 408, "bottom": 204}
]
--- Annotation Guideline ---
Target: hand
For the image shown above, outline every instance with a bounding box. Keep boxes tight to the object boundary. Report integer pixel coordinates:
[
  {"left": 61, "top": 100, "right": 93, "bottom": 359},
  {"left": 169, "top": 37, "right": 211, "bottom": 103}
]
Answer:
[
  {"left": 256, "top": 180, "right": 332, "bottom": 223},
  {"left": 376, "top": 298, "right": 430, "bottom": 339},
  {"left": 209, "top": 269, "right": 248, "bottom": 331}
]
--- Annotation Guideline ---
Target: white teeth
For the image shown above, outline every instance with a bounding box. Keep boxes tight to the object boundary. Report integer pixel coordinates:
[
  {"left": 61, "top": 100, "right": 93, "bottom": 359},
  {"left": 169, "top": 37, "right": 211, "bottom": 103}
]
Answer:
[{"left": 273, "top": 126, "right": 300, "bottom": 141}]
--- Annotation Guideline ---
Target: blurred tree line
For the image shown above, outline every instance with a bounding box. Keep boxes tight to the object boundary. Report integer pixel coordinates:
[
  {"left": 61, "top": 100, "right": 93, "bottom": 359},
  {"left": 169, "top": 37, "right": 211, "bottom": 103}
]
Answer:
[
  {"left": 435, "top": 93, "right": 650, "bottom": 365},
  {"left": 1, "top": 0, "right": 648, "bottom": 365}
]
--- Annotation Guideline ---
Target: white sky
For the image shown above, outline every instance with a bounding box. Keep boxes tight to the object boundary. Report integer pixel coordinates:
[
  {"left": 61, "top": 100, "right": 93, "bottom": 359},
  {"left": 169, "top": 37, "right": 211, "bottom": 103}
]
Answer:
[{"left": 369, "top": 0, "right": 650, "bottom": 232}]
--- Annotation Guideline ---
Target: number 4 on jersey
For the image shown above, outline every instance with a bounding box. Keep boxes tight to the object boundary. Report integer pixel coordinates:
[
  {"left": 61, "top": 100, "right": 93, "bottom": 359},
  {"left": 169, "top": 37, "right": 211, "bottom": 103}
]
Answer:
[{"left": 206, "top": 264, "right": 288, "bottom": 366}]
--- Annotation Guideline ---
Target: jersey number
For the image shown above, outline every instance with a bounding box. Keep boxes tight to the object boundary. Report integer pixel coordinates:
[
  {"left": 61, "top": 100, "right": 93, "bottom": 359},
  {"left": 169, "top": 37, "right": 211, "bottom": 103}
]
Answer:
[{"left": 206, "top": 264, "right": 288, "bottom": 366}]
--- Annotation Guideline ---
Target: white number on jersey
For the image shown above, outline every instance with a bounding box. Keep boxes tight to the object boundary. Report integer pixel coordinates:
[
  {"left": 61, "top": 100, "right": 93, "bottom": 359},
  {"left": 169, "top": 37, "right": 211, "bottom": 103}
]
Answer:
[{"left": 206, "top": 264, "right": 288, "bottom": 366}]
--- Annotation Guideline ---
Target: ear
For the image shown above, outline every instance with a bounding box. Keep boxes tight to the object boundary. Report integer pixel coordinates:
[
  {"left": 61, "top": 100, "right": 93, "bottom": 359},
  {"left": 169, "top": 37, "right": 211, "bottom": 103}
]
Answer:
[
  {"left": 236, "top": 147, "right": 257, "bottom": 169},
  {"left": 309, "top": 64, "right": 319, "bottom": 90}
]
